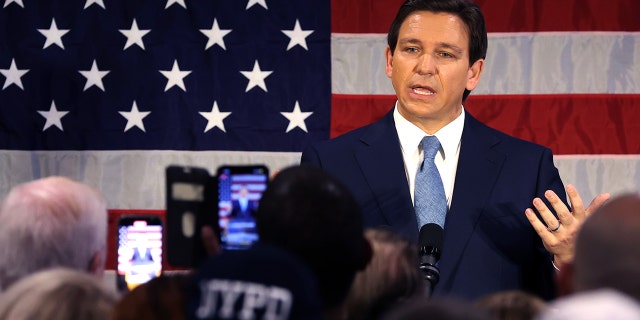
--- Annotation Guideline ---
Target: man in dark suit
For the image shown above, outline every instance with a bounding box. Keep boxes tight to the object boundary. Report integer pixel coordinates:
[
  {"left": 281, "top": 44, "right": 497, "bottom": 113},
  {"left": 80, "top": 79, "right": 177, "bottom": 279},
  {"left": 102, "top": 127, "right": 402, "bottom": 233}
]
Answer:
[
  {"left": 131, "top": 244, "right": 155, "bottom": 265},
  {"left": 230, "top": 184, "right": 257, "bottom": 220},
  {"left": 301, "top": 0, "right": 604, "bottom": 301}
]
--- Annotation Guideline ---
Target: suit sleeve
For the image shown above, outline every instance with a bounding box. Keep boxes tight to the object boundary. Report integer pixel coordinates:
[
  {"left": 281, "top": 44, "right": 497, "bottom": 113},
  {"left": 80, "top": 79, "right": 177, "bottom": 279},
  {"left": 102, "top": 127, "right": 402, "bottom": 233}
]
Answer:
[
  {"left": 528, "top": 147, "right": 567, "bottom": 300},
  {"left": 537, "top": 147, "right": 568, "bottom": 210},
  {"left": 300, "top": 144, "right": 322, "bottom": 167}
]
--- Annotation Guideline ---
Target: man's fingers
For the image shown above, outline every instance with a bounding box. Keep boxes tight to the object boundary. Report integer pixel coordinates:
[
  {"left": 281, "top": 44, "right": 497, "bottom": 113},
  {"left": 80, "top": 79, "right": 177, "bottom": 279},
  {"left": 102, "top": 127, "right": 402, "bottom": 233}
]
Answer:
[
  {"left": 544, "top": 189, "right": 572, "bottom": 226},
  {"left": 585, "top": 192, "right": 611, "bottom": 216},
  {"left": 533, "top": 197, "right": 560, "bottom": 230},
  {"left": 566, "top": 184, "right": 586, "bottom": 221},
  {"left": 201, "top": 225, "right": 222, "bottom": 256},
  {"left": 525, "top": 208, "right": 553, "bottom": 239}
]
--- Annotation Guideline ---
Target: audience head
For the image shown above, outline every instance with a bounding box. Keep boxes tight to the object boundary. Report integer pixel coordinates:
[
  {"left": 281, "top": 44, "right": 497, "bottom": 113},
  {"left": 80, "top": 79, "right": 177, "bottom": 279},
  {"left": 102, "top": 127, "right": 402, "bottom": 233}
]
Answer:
[
  {"left": 380, "top": 296, "right": 493, "bottom": 320},
  {"left": 256, "top": 165, "right": 372, "bottom": 313},
  {"left": 0, "top": 268, "right": 118, "bottom": 320},
  {"left": 0, "top": 176, "right": 108, "bottom": 291},
  {"left": 387, "top": 0, "right": 488, "bottom": 102},
  {"left": 535, "top": 288, "right": 640, "bottom": 320},
  {"left": 561, "top": 192, "right": 640, "bottom": 300},
  {"left": 474, "top": 290, "right": 548, "bottom": 320},
  {"left": 344, "top": 227, "right": 422, "bottom": 320},
  {"left": 185, "top": 242, "right": 323, "bottom": 320},
  {"left": 112, "top": 273, "right": 192, "bottom": 320}
]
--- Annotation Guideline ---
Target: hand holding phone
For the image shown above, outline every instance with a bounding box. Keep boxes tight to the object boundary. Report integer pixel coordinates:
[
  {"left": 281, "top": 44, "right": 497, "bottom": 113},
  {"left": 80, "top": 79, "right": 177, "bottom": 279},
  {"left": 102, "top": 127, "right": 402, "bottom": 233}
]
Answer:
[{"left": 165, "top": 164, "right": 269, "bottom": 267}]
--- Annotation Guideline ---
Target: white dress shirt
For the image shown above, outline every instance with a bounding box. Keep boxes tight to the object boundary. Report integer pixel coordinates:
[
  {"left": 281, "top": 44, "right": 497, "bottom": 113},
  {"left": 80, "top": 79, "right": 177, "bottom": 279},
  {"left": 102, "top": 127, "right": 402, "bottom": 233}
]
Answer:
[{"left": 393, "top": 104, "right": 465, "bottom": 208}]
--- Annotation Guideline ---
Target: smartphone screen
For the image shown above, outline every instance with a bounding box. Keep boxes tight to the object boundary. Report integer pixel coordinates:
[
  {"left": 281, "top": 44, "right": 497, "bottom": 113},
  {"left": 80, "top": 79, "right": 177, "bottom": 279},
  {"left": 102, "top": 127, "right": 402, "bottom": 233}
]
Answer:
[
  {"left": 116, "top": 215, "right": 163, "bottom": 292},
  {"left": 217, "top": 165, "right": 268, "bottom": 250}
]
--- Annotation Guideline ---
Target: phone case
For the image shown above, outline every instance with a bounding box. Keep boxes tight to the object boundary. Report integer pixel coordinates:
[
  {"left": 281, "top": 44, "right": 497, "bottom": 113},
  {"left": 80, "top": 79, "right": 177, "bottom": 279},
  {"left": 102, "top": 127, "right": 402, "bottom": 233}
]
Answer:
[{"left": 165, "top": 165, "right": 217, "bottom": 268}]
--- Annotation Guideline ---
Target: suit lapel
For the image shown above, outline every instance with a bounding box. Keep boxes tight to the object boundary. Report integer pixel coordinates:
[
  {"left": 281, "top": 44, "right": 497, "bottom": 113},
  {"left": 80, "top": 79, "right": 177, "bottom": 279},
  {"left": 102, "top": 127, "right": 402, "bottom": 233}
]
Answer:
[
  {"left": 354, "top": 110, "right": 418, "bottom": 238},
  {"left": 437, "top": 113, "right": 506, "bottom": 290}
]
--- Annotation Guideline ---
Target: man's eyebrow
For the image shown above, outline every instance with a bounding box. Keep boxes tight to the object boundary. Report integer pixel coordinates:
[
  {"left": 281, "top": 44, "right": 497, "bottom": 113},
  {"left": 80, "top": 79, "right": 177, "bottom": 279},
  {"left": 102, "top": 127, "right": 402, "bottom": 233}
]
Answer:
[
  {"left": 436, "top": 42, "right": 463, "bottom": 54},
  {"left": 398, "top": 38, "right": 422, "bottom": 45},
  {"left": 397, "top": 39, "right": 464, "bottom": 54}
]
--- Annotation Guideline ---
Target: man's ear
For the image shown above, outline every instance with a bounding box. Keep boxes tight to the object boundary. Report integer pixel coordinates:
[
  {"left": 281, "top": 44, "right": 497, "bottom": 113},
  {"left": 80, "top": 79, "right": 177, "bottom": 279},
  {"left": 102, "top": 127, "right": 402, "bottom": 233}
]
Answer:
[
  {"left": 466, "top": 58, "right": 484, "bottom": 91},
  {"left": 385, "top": 46, "right": 394, "bottom": 79},
  {"left": 556, "top": 261, "right": 575, "bottom": 297},
  {"left": 88, "top": 250, "right": 106, "bottom": 276}
]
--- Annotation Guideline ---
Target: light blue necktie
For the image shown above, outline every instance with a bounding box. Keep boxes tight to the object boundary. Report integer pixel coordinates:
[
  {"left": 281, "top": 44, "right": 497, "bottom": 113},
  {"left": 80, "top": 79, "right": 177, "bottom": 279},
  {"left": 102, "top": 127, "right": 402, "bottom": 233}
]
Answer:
[{"left": 414, "top": 136, "right": 447, "bottom": 229}]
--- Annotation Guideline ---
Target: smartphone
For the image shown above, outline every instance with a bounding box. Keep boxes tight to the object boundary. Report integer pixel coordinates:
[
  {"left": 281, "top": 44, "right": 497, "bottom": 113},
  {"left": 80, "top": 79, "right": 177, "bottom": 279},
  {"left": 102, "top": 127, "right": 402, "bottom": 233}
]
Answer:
[
  {"left": 116, "top": 215, "right": 163, "bottom": 292},
  {"left": 166, "top": 165, "right": 216, "bottom": 268},
  {"left": 216, "top": 165, "right": 269, "bottom": 250}
]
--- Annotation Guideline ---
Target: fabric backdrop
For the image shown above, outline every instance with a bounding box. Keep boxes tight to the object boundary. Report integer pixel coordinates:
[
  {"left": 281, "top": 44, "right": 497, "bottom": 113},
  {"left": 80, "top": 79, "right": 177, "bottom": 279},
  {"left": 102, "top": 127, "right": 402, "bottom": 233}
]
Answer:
[{"left": 1, "top": 0, "right": 639, "bottom": 211}]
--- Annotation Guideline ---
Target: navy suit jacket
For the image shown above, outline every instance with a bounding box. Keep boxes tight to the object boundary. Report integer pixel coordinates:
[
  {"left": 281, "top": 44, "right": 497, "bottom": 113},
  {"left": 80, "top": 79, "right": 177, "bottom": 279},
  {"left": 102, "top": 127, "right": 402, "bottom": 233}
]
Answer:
[
  {"left": 230, "top": 199, "right": 258, "bottom": 219},
  {"left": 301, "top": 109, "right": 566, "bottom": 301}
]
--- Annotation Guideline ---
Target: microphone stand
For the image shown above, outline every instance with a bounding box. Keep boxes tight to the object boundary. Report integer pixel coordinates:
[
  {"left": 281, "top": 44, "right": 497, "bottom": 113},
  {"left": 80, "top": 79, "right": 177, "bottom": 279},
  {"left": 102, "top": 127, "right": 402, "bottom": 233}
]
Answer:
[{"left": 419, "top": 246, "right": 440, "bottom": 298}]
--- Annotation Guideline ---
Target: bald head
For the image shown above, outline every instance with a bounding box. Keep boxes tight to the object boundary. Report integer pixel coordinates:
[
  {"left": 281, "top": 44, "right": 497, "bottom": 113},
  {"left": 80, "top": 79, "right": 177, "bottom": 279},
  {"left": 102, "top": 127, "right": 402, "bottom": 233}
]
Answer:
[
  {"left": 573, "top": 193, "right": 640, "bottom": 300},
  {"left": 0, "top": 177, "right": 108, "bottom": 291}
]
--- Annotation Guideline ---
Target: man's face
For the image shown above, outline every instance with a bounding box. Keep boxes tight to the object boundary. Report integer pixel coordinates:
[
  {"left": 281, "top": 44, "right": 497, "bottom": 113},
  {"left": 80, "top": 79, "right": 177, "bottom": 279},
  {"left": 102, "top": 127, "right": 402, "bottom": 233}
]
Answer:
[
  {"left": 386, "top": 11, "right": 484, "bottom": 134},
  {"left": 239, "top": 186, "right": 249, "bottom": 198}
]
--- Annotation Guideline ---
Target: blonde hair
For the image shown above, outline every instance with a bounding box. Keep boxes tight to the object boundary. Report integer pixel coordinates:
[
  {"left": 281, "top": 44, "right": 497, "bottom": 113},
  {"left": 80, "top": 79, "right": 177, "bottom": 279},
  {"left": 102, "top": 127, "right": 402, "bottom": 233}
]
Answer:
[
  {"left": 0, "top": 268, "right": 118, "bottom": 320},
  {"left": 0, "top": 176, "right": 107, "bottom": 290}
]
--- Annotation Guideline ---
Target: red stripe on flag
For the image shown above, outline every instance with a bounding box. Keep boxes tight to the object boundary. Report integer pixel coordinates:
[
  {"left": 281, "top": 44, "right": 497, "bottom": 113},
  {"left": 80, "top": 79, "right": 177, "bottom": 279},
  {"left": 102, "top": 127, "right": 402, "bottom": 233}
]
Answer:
[
  {"left": 331, "top": 0, "right": 640, "bottom": 33},
  {"left": 330, "top": 94, "right": 394, "bottom": 138},
  {"left": 331, "top": 0, "right": 404, "bottom": 34},
  {"left": 480, "top": 0, "right": 640, "bottom": 32},
  {"left": 331, "top": 94, "right": 640, "bottom": 155}
]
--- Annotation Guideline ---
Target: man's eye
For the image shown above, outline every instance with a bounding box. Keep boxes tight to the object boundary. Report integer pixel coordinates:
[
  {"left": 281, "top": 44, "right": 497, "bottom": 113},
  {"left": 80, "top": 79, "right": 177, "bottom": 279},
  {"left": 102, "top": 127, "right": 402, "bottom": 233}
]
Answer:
[{"left": 439, "top": 52, "right": 454, "bottom": 58}]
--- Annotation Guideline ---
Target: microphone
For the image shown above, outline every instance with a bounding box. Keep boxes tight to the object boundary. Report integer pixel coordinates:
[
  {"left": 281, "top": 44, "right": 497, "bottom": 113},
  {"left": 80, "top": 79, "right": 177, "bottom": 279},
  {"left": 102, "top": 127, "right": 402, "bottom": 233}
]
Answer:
[{"left": 418, "top": 223, "right": 443, "bottom": 298}]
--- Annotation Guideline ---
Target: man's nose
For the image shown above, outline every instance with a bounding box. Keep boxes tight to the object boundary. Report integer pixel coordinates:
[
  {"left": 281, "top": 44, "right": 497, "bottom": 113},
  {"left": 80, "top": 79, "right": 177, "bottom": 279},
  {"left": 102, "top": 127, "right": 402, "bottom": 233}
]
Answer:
[{"left": 415, "top": 54, "right": 436, "bottom": 76}]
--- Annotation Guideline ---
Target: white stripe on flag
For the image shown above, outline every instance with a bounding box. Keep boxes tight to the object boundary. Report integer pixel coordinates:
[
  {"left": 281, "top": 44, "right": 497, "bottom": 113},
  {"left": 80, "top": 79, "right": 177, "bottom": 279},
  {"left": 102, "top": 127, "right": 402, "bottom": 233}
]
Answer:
[
  {"left": 0, "top": 150, "right": 300, "bottom": 209},
  {"left": 332, "top": 32, "right": 640, "bottom": 95},
  {"left": 1, "top": 151, "right": 639, "bottom": 209}
]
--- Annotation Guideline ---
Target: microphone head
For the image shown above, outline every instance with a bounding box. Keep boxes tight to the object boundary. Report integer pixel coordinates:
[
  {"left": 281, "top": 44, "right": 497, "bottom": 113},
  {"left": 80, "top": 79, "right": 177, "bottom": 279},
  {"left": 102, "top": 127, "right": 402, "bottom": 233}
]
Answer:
[{"left": 418, "top": 223, "right": 443, "bottom": 259}]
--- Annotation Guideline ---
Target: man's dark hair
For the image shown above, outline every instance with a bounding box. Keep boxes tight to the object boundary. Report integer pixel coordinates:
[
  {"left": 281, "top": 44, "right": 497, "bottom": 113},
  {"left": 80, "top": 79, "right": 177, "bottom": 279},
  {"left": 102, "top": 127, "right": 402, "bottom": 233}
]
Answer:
[
  {"left": 256, "top": 165, "right": 372, "bottom": 309},
  {"left": 387, "top": 0, "right": 488, "bottom": 101}
]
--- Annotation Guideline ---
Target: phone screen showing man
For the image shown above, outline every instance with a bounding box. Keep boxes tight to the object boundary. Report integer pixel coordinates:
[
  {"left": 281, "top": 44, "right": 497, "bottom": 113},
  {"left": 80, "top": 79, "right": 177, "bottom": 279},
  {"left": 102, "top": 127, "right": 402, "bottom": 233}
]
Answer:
[
  {"left": 217, "top": 166, "right": 268, "bottom": 250},
  {"left": 116, "top": 216, "right": 163, "bottom": 292}
]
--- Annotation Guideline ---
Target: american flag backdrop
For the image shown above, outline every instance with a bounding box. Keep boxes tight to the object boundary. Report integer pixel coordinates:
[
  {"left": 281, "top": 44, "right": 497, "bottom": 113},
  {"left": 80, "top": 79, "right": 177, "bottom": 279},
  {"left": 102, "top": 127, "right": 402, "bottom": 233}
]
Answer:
[{"left": 1, "top": 0, "right": 640, "bottom": 214}]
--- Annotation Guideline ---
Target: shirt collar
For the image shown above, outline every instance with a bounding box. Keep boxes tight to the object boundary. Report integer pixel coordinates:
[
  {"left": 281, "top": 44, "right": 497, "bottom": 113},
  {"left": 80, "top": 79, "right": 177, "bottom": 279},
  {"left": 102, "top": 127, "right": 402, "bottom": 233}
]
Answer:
[{"left": 394, "top": 102, "right": 465, "bottom": 159}]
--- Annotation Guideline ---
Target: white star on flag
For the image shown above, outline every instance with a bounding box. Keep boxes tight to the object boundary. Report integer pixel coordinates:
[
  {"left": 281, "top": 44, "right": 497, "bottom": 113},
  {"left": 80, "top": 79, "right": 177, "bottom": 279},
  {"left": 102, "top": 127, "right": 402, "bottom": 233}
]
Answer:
[
  {"left": 79, "top": 60, "right": 110, "bottom": 91},
  {"left": 201, "top": 19, "right": 232, "bottom": 50},
  {"left": 38, "top": 19, "right": 70, "bottom": 50},
  {"left": 84, "top": 0, "right": 105, "bottom": 9},
  {"left": 282, "top": 19, "right": 314, "bottom": 50},
  {"left": 159, "top": 60, "right": 192, "bottom": 92},
  {"left": 119, "top": 101, "right": 150, "bottom": 132},
  {"left": 38, "top": 101, "right": 69, "bottom": 131},
  {"left": 246, "top": 0, "right": 268, "bottom": 10},
  {"left": 119, "top": 19, "right": 150, "bottom": 50},
  {"left": 281, "top": 101, "right": 312, "bottom": 133},
  {"left": 240, "top": 60, "right": 272, "bottom": 92},
  {"left": 0, "top": 58, "right": 29, "bottom": 90},
  {"left": 3, "top": 0, "right": 23, "bottom": 8},
  {"left": 200, "top": 101, "right": 232, "bottom": 133},
  {"left": 165, "top": 0, "right": 186, "bottom": 9}
]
